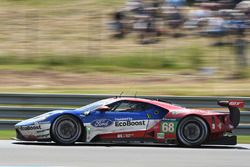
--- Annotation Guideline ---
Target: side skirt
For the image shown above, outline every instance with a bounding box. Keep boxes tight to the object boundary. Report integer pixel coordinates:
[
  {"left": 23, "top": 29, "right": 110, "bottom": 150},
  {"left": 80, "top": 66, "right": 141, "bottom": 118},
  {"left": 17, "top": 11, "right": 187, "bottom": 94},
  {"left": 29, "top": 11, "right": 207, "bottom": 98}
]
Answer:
[{"left": 205, "top": 136, "right": 237, "bottom": 145}]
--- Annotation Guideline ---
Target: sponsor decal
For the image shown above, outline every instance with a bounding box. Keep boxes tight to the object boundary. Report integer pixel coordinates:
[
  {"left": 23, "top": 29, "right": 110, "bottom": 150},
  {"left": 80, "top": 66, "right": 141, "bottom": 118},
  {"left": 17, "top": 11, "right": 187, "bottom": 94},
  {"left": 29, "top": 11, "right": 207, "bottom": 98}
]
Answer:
[
  {"left": 117, "top": 134, "right": 123, "bottom": 138},
  {"left": 37, "top": 129, "right": 50, "bottom": 133},
  {"left": 229, "top": 101, "right": 241, "bottom": 105},
  {"left": 86, "top": 127, "right": 91, "bottom": 140},
  {"left": 38, "top": 121, "right": 51, "bottom": 124},
  {"left": 171, "top": 111, "right": 184, "bottom": 115},
  {"left": 170, "top": 110, "right": 185, "bottom": 115},
  {"left": 117, "top": 133, "right": 134, "bottom": 138},
  {"left": 218, "top": 123, "right": 222, "bottom": 129},
  {"left": 115, "top": 117, "right": 133, "bottom": 121},
  {"left": 162, "top": 118, "right": 178, "bottom": 121},
  {"left": 172, "top": 111, "right": 178, "bottom": 115},
  {"left": 212, "top": 116, "right": 215, "bottom": 130},
  {"left": 115, "top": 120, "right": 146, "bottom": 127},
  {"left": 91, "top": 119, "right": 113, "bottom": 128},
  {"left": 157, "top": 133, "right": 165, "bottom": 139},
  {"left": 212, "top": 123, "right": 215, "bottom": 129},
  {"left": 20, "top": 125, "right": 41, "bottom": 131},
  {"left": 147, "top": 114, "right": 152, "bottom": 119},
  {"left": 229, "top": 101, "right": 244, "bottom": 107}
]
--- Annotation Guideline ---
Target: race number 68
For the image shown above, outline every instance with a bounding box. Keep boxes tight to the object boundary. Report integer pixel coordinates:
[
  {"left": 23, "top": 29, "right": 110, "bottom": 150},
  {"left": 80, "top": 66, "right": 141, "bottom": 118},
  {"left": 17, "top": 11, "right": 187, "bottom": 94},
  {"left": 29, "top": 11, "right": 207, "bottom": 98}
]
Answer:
[{"left": 161, "top": 122, "right": 175, "bottom": 133}]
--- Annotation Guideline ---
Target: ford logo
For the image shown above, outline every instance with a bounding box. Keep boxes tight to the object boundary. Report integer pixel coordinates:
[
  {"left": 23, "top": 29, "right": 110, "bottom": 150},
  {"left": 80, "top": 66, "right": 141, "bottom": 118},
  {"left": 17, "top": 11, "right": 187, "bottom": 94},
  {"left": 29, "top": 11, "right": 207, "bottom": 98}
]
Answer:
[{"left": 91, "top": 119, "right": 113, "bottom": 128}]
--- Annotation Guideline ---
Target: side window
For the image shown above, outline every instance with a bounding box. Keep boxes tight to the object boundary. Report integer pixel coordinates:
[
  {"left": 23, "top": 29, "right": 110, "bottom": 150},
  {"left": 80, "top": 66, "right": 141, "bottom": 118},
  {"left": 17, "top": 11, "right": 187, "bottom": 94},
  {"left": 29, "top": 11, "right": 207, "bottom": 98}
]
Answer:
[
  {"left": 108, "top": 101, "right": 152, "bottom": 112},
  {"left": 115, "top": 101, "right": 134, "bottom": 112},
  {"left": 107, "top": 101, "right": 121, "bottom": 111}
]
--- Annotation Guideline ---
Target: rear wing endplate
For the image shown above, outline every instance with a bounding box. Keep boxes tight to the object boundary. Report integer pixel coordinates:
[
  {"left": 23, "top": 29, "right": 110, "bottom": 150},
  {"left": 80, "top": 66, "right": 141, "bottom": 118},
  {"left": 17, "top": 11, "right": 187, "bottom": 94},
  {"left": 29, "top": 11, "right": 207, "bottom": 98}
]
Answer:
[{"left": 217, "top": 100, "right": 244, "bottom": 128}]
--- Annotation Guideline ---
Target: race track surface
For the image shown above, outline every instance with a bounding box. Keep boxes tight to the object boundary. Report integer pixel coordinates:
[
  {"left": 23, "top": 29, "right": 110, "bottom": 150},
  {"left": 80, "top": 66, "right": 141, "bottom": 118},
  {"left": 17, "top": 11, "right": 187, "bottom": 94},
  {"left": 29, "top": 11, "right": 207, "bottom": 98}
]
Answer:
[{"left": 0, "top": 140, "right": 250, "bottom": 167}]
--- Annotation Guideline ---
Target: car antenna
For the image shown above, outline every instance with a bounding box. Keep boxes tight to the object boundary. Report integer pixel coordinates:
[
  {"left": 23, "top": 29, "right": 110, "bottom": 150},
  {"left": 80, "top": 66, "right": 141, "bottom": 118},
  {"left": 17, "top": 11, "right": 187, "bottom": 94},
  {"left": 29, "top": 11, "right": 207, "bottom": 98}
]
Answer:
[
  {"left": 134, "top": 91, "right": 137, "bottom": 98},
  {"left": 119, "top": 91, "right": 124, "bottom": 97}
]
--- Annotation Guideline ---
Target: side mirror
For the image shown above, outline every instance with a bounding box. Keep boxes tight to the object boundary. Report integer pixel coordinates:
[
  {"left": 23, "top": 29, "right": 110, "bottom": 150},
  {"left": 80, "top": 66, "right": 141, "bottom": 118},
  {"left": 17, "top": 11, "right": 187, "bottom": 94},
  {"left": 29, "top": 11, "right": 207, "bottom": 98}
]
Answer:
[
  {"left": 96, "top": 106, "right": 110, "bottom": 112},
  {"left": 83, "top": 111, "right": 91, "bottom": 116}
]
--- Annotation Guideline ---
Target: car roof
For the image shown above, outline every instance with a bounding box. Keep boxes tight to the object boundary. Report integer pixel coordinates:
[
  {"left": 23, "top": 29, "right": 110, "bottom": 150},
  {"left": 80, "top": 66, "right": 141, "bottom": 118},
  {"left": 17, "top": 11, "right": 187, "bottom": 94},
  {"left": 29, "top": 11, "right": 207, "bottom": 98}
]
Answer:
[{"left": 109, "top": 97, "right": 184, "bottom": 110}]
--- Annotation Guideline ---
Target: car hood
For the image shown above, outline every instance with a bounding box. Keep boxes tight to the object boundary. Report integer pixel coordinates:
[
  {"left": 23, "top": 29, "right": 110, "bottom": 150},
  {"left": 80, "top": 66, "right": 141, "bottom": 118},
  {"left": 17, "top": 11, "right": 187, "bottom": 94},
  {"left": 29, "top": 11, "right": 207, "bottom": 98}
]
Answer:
[{"left": 15, "top": 109, "right": 79, "bottom": 127}]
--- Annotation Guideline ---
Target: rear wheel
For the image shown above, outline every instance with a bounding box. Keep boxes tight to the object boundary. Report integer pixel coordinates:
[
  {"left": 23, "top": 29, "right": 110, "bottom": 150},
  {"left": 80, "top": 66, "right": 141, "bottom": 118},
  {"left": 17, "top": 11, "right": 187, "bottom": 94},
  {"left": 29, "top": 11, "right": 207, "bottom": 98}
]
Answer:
[
  {"left": 51, "top": 115, "right": 82, "bottom": 145},
  {"left": 177, "top": 116, "right": 208, "bottom": 147}
]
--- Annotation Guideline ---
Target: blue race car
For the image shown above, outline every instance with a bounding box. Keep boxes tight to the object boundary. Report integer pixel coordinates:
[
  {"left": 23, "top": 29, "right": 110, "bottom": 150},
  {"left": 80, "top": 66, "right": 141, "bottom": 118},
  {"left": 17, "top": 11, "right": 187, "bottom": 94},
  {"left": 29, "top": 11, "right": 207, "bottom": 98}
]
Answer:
[{"left": 15, "top": 97, "right": 244, "bottom": 147}]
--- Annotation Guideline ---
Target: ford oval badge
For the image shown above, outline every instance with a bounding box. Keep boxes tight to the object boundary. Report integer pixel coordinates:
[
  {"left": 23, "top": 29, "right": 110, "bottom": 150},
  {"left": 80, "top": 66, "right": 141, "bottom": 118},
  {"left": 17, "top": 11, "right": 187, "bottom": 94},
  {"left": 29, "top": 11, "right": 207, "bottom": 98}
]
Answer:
[{"left": 91, "top": 119, "right": 113, "bottom": 128}]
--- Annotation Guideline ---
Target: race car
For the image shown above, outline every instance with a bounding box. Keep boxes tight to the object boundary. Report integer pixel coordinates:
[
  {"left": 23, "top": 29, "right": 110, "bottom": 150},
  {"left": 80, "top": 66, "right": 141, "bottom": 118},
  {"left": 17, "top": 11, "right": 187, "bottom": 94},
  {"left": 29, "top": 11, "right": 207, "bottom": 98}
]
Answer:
[{"left": 15, "top": 97, "right": 244, "bottom": 147}]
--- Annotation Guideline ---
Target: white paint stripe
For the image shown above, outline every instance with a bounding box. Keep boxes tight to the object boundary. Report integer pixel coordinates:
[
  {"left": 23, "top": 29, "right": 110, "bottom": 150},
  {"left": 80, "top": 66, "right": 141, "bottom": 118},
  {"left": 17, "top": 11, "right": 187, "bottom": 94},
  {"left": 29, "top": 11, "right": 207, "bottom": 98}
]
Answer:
[{"left": 84, "top": 119, "right": 160, "bottom": 142}]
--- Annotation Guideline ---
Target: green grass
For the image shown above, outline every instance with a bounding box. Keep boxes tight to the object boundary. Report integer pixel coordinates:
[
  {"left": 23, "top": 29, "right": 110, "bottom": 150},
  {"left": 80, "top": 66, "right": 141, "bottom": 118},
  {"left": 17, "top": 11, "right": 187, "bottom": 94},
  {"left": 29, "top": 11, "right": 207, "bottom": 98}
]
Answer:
[
  {"left": 0, "top": 86, "right": 219, "bottom": 95},
  {"left": 2, "top": 0, "right": 124, "bottom": 7},
  {"left": 0, "top": 47, "right": 206, "bottom": 73},
  {"left": 1, "top": 0, "right": 79, "bottom": 7},
  {"left": 2, "top": 78, "right": 250, "bottom": 96},
  {"left": 0, "top": 0, "right": 248, "bottom": 77},
  {"left": 0, "top": 0, "right": 249, "bottom": 98},
  {"left": 237, "top": 136, "right": 250, "bottom": 144},
  {"left": 0, "top": 130, "right": 249, "bottom": 144},
  {"left": 0, "top": 130, "right": 15, "bottom": 140},
  {"left": 0, "top": 39, "right": 246, "bottom": 77}
]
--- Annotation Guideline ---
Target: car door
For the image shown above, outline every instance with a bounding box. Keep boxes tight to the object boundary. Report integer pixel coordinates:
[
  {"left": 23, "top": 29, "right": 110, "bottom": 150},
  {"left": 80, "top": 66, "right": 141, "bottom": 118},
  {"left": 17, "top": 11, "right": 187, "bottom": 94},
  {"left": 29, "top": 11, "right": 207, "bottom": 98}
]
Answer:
[
  {"left": 105, "top": 101, "right": 168, "bottom": 141},
  {"left": 84, "top": 100, "right": 150, "bottom": 142}
]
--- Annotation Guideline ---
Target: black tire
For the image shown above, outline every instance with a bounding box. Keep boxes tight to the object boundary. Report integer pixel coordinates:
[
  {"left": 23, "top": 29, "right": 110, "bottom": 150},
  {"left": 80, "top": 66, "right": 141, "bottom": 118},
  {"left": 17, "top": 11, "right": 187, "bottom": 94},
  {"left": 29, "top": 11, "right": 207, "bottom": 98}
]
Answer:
[
  {"left": 177, "top": 116, "right": 208, "bottom": 147},
  {"left": 51, "top": 115, "right": 82, "bottom": 145}
]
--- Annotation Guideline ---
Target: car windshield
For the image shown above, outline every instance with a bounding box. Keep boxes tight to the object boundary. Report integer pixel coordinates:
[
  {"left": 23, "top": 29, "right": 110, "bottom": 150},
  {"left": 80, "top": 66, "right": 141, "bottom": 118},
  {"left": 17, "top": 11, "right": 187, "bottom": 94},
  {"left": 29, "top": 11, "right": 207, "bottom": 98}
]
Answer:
[{"left": 75, "top": 98, "right": 117, "bottom": 112}]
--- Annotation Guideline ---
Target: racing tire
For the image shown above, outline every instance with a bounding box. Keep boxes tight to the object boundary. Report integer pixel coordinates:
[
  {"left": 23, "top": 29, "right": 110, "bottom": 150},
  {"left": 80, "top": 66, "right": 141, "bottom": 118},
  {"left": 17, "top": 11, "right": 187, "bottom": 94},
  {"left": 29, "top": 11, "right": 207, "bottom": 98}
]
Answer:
[
  {"left": 51, "top": 115, "right": 82, "bottom": 145},
  {"left": 177, "top": 116, "right": 208, "bottom": 147}
]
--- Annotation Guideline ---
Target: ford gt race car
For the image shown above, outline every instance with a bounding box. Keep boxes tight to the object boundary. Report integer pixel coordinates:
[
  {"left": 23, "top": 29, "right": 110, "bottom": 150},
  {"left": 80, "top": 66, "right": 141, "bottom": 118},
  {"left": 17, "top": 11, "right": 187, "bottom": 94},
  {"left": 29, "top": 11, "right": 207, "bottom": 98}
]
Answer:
[{"left": 15, "top": 97, "right": 244, "bottom": 147}]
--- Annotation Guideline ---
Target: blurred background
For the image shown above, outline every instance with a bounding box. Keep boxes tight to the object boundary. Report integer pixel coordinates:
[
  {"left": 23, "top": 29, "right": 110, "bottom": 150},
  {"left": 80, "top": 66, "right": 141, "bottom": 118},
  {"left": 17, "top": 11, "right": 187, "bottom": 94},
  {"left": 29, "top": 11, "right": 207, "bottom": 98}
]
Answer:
[{"left": 0, "top": 0, "right": 249, "bottom": 96}]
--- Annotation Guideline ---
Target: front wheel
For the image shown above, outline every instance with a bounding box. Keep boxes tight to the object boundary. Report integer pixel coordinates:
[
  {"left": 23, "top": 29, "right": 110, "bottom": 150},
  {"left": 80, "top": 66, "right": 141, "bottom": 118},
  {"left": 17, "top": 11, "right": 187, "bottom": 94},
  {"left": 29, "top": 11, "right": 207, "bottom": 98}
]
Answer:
[
  {"left": 177, "top": 116, "right": 208, "bottom": 147},
  {"left": 51, "top": 115, "right": 82, "bottom": 145}
]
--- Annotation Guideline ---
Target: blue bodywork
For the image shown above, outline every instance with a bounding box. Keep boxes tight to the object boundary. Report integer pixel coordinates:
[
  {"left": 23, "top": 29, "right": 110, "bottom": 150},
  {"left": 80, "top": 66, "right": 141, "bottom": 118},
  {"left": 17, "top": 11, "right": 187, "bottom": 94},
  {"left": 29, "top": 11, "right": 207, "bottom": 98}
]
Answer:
[{"left": 15, "top": 98, "right": 167, "bottom": 142}]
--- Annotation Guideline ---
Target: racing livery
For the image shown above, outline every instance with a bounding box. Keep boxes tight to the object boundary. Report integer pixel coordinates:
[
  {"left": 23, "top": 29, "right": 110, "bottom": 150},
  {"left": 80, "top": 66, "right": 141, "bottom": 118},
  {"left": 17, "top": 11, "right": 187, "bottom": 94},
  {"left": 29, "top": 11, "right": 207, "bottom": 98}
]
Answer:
[{"left": 15, "top": 97, "right": 244, "bottom": 147}]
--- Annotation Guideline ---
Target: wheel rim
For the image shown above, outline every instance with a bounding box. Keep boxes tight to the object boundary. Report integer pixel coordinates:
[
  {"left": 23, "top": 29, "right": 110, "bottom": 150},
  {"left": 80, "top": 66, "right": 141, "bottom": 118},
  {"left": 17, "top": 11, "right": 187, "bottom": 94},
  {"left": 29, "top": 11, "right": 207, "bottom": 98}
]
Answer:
[
  {"left": 53, "top": 116, "right": 81, "bottom": 143},
  {"left": 177, "top": 117, "right": 208, "bottom": 146},
  {"left": 57, "top": 119, "right": 78, "bottom": 139},
  {"left": 183, "top": 122, "right": 201, "bottom": 141}
]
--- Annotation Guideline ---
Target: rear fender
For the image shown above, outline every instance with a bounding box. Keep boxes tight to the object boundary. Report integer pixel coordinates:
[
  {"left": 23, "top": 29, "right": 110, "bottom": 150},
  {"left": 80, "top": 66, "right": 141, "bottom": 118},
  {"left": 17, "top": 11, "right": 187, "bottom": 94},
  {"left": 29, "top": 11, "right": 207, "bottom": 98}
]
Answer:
[{"left": 178, "top": 114, "right": 211, "bottom": 134}]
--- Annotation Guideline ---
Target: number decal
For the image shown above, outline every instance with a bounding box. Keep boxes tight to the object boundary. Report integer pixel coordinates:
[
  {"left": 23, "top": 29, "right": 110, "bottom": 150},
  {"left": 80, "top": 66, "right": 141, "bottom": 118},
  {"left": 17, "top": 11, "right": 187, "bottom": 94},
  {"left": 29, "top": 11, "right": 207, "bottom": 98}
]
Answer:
[
  {"left": 161, "top": 121, "right": 177, "bottom": 134},
  {"left": 161, "top": 122, "right": 169, "bottom": 132},
  {"left": 169, "top": 122, "right": 175, "bottom": 132}
]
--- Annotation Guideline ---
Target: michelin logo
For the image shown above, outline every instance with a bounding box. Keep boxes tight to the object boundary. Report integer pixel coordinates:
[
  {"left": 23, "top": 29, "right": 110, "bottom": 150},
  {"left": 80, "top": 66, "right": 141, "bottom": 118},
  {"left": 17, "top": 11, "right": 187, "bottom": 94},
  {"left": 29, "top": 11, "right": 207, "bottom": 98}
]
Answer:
[{"left": 115, "top": 120, "right": 146, "bottom": 127}]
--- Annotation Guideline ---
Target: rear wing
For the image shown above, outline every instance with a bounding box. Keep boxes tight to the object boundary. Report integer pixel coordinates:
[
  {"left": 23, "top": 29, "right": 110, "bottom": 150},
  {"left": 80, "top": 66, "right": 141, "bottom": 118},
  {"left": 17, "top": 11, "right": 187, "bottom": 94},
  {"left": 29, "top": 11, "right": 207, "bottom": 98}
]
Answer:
[
  {"left": 217, "top": 100, "right": 244, "bottom": 128},
  {"left": 217, "top": 100, "right": 245, "bottom": 108}
]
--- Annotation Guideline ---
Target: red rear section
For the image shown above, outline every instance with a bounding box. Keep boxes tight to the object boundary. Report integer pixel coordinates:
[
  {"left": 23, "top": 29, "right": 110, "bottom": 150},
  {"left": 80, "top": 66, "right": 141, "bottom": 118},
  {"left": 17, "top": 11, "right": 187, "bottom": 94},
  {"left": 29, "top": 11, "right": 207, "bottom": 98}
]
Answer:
[
  {"left": 218, "top": 100, "right": 245, "bottom": 108},
  {"left": 228, "top": 100, "right": 245, "bottom": 108},
  {"left": 97, "top": 98, "right": 243, "bottom": 144}
]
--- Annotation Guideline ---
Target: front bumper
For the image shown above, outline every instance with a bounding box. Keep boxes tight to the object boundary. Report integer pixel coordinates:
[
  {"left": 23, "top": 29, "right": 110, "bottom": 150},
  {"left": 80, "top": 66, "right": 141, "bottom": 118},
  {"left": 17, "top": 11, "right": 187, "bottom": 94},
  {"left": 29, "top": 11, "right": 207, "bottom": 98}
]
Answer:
[{"left": 15, "top": 122, "right": 51, "bottom": 141}]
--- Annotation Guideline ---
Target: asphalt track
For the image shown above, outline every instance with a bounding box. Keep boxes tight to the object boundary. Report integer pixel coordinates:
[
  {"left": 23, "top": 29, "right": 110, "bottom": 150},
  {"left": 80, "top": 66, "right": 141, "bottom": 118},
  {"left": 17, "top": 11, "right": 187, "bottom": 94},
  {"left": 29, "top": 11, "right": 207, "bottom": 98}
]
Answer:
[{"left": 0, "top": 140, "right": 250, "bottom": 167}]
